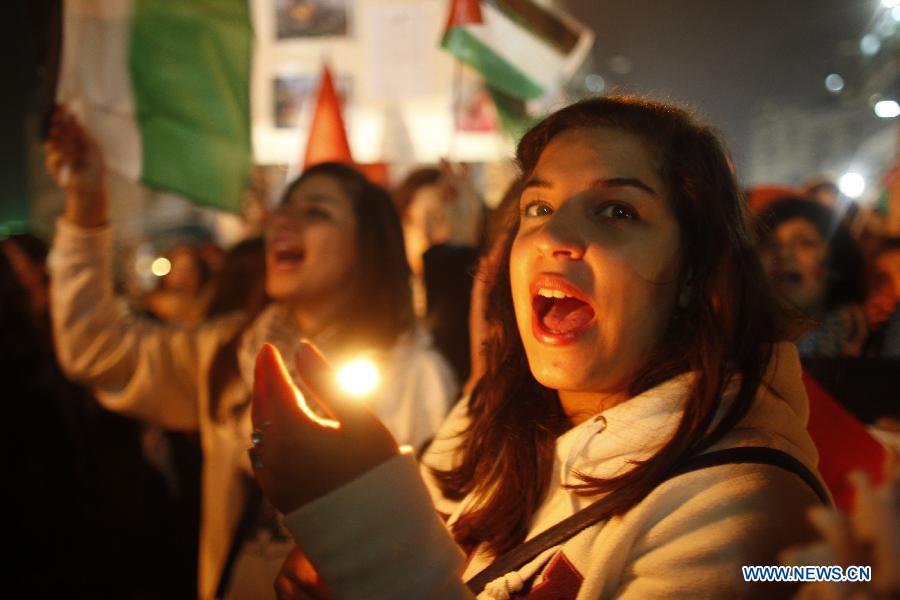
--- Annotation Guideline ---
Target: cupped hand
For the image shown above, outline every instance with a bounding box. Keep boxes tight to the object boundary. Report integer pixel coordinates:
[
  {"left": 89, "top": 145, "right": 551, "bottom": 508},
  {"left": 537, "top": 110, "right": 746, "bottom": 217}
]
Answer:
[
  {"left": 273, "top": 546, "right": 333, "bottom": 600},
  {"left": 251, "top": 342, "right": 399, "bottom": 514},
  {"left": 44, "top": 106, "right": 108, "bottom": 228}
]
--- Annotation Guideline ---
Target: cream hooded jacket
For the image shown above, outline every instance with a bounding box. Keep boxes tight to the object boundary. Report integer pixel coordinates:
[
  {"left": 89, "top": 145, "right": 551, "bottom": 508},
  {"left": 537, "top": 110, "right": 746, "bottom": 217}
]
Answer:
[
  {"left": 284, "top": 343, "right": 827, "bottom": 599},
  {"left": 49, "top": 219, "right": 458, "bottom": 599}
]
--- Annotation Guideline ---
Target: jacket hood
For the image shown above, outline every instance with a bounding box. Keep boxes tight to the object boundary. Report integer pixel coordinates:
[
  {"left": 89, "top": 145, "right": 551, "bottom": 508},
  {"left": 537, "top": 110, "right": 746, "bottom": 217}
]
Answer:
[{"left": 554, "top": 342, "right": 819, "bottom": 489}]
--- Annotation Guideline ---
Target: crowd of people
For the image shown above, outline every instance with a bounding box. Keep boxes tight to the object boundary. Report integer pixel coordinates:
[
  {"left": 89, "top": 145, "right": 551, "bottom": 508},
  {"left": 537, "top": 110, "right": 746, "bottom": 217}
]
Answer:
[{"left": 3, "top": 96, "right": 898, "bottom": 598}]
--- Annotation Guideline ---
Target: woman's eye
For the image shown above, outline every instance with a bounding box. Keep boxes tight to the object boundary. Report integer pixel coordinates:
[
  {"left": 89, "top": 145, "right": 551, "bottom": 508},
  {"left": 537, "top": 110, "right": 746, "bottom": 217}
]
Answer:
[
  {"left": 797, "top": 237, "right": 821, "bottom": 249},
  {"left": 595, "top": 203, "right": 637, "bottom": 220},
  {"left": 303, "top": 207, "right": 331, "bottom": 220},
  {"left": 523, "top": 201, "right": 553, "bottom": 218}
]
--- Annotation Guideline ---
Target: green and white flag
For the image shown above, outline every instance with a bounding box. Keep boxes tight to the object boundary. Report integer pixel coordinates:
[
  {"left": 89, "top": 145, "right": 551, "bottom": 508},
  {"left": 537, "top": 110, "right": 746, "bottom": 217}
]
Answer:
[
  {"left": 441, "top": 0, "right": 594, "bottom": 102},
  {"left": 58, "top": 0, "right": 252, "bottom": 212}
]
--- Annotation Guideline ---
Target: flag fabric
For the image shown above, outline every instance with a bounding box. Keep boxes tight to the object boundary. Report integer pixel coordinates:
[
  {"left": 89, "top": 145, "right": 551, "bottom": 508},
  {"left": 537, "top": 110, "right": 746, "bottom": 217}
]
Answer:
[
  {"left": 57, "top": 0, "right": 252, "bottom": 213},
  {"left": 878, "top": 161, "right": 900, "bottom": 234},
  {"left": 485, "top": 84, "right": 542, "bottom": 141},
  {"left": 803, "top": 370, "right": 887, "bottom": 510},
  {"left": 441, "top": 0, "right": 593, "bottom": 102}
]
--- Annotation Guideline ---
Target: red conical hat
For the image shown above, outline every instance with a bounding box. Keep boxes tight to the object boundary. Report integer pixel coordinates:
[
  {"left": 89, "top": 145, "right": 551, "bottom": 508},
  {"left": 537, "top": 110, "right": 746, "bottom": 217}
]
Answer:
[{"left": 302, "top": 63, "right": 353, "bottom": 169}]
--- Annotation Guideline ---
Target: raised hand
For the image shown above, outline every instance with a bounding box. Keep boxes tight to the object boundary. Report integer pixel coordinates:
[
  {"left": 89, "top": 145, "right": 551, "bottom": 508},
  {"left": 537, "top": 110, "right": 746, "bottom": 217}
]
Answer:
[
  {"left": 438, "top": 159, "right": 483, "bottom": 247},
  {"left": 250, "top": 342, "right": 399, "bottom": 515},
  {"left": 44, "top": 106, "right": 108, "bottom": 228}
]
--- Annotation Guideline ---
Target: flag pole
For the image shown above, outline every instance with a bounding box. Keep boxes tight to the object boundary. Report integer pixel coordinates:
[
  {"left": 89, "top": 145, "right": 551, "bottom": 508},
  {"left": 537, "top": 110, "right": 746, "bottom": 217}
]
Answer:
[{"left": 449, "top": 58, "right": 464, "bottom": 162}]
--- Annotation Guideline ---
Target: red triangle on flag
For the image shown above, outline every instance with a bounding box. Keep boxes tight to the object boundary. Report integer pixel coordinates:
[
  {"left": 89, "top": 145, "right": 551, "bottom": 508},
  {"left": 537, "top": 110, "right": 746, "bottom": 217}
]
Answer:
[
  {"left": 444, "top": 0, "right": 483, "bottom": 31},
  {"left": 302, "top": 64, "right": 353, "bottom": 169}
]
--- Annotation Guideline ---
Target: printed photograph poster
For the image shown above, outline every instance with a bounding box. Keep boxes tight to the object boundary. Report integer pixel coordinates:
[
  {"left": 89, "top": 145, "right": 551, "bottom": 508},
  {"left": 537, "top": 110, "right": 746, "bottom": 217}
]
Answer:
[
  {"left": 361, "top": 0, "right": 439, "bottom": 101},
  {"left": 276, "top": 0, "right": 348, "bottom": 39},
  {"left": 455, "top": 66, "right": 499, "bottom": 133},
  {"left": 273, "top": 73, "right": 352, "bottom": 129}
]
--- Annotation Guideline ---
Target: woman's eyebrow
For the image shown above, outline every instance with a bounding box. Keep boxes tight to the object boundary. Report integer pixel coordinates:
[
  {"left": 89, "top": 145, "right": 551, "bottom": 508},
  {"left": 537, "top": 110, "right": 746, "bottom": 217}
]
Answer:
[
  {"left": 594, "top": 177, "right": 657, "bottom": 196},
  {"left": 521, "top": 176, "right": 551, "bottom": 191},
  {"left": 521, "top": 176, "right": 657, "bottom": 196},
  {"left": 286, "top": 194, "right": 333, "bottom": 207}
]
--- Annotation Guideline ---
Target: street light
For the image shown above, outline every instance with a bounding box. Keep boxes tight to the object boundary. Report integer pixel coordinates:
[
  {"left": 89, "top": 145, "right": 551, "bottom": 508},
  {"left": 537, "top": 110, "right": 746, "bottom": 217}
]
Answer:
[
  {"left": 838, "top": 172, "right": 866, "bottom": 199},
  {"left": 874, "top": 99, "right": 900, "bottom": 118}
]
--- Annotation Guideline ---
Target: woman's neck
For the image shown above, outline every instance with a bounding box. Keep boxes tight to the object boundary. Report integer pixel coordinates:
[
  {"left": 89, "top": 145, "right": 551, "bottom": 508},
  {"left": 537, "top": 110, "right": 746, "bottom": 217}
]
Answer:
[
  {"left": 288, "top": 295, "right": 355, "bottom": 352},
  {"left": 558, "top": 389, "right": 629, "bottom": 426}
]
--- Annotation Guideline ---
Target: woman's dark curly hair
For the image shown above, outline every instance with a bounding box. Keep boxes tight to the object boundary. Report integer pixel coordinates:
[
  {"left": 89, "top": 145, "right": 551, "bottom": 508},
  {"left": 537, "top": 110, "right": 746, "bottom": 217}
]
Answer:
[{"left": 432, "top": 96, "right": 782, "bottom": 556}]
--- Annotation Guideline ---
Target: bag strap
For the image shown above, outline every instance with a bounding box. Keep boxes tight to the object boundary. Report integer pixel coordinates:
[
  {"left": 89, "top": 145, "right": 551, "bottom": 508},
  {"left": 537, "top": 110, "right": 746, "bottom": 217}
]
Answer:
[{"left": 465, "top": 446, "right": 830, "bottom": 593}]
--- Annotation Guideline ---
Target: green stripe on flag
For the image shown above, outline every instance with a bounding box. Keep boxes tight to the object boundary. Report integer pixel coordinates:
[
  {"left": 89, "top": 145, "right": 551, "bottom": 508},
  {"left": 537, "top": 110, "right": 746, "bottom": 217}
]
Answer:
[
  {"left": 875, "top": 189, "right": 889, "bottom": 215},
  {"left": 442, "top": 26, "right": 544, "bottom": 100},
  {"left": 130, "top": 0, "right": 252, "bottom": 213},
  {"left": 486, "top": 84, "right": 542, "bottom": 141}
]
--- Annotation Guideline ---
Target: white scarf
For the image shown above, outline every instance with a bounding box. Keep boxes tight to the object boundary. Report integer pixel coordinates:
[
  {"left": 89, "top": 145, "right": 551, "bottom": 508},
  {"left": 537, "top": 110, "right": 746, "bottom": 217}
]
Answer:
[{"left": 237, "top": 303, "right": 341, "bottom": 393}]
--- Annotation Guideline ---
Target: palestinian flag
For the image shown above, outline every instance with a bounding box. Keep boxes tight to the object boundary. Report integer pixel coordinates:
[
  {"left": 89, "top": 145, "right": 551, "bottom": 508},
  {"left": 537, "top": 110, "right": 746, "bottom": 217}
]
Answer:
[
  {"left": 57, "top": 0, "right": 252, "bottom": 213},
  {"left": 441, "top": 0, "right": 593, "bottom": 102}
]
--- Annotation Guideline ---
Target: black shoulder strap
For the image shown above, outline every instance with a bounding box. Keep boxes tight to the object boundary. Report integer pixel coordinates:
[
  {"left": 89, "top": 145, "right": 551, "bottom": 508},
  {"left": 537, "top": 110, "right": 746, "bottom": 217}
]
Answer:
[
  {"left": 672, "top": 446, "right": 830, "bottom": 505},
  {"left": 465, "top": 446, "right": 830, "bottom": 593}
]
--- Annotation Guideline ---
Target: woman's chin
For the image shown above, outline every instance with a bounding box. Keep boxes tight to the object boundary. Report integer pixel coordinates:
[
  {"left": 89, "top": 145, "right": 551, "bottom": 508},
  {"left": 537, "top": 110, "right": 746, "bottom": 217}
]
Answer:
[{"left": 265, "top": 280, "right": 303, "bottom": 304}]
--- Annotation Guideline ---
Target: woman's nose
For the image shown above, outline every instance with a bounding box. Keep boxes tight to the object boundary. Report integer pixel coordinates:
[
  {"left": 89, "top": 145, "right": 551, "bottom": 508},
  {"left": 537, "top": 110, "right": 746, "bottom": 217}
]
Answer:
[
  {"left": 774, "top": 240, "right": 795, "bottom": 263},
  {"left": 269, "top": 211, "right": 298, "bottom": 236},
  {"left": 535, "top": 206, "right": 586, "bottom": 261}
]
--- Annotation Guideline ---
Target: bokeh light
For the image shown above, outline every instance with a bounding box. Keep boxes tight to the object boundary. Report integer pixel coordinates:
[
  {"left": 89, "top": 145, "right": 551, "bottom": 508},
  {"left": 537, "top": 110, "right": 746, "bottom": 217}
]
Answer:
[
  {"left": 150, "top": 257, "right": 172, "bottom": 277},
  {"left": 824, "top": 73, "right": 845, "bottom": 93},
  {"left": 585, "top": 73, "right": 606, "bottom": 93},
  {"left": 860, "top": 33, "right": 881, "bottom": 55}
]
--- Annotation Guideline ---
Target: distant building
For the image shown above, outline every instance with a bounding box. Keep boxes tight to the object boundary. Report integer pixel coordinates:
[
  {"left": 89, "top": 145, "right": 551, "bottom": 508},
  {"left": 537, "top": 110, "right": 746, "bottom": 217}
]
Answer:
[
  {"left": 749, "top": 8, "right": 898, "bottom": 195},
  {"left": 748, "top": 102, "right": 884, "bottom": 187}
]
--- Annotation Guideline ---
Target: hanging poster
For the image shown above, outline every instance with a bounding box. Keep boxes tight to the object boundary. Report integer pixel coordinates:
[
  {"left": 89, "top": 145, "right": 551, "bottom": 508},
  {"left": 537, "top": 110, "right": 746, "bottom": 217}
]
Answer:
[{"left": 276, "top": 0, "right": 348, "bottom": 38}]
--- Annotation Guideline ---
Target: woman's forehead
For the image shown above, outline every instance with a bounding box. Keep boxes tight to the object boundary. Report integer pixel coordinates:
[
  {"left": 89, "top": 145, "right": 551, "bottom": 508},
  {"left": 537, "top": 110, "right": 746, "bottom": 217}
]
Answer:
[
  {"left": 531, "top": 127, "right": 662, "bottom": 185},
  {"left": 283, "top": 174, "right": 351, "bottom": 208},
  {"left": 525, "top": 127, "right": 665, "bottom": 203},
  {"left": 776, "top": 216, "right": 825, "bottom": 237}
]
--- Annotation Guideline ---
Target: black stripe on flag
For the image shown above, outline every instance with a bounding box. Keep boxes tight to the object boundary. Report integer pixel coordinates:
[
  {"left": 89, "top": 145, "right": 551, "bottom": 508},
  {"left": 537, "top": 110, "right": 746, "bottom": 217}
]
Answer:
[{"left": 486, "top": 0, "right": 581, "bottom": 55}]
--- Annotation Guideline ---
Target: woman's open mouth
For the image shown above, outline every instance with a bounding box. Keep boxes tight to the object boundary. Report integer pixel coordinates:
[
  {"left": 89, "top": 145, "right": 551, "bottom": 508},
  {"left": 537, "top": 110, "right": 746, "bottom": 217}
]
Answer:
[
  {"left": 272, "top": 247, "right": 305, "bottom": 271},
  {"left": 774, "top": 270, "right": 803, "bottom": 286},
  {"left": 530, "top": 277, "right": 596, "bottom": 345}
]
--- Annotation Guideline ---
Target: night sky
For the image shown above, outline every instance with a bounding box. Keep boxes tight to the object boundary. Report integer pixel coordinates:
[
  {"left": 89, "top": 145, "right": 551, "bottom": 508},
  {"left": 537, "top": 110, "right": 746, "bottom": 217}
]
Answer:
[{"left": 560, "top": 0, "right": 878, "bottom": 172}]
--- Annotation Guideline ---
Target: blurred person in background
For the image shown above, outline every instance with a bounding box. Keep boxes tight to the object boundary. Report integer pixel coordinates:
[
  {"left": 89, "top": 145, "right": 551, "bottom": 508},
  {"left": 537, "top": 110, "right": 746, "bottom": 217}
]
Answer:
[
  {"left": 2, "top": 234, "right": 195, "bottom": 598},
  {"left": 864, "top": 237, "right": 900, "bottom": 358},
  {"left": 393, "top": 163, "right": 485, "bottom": 382},
  {"left": 803, "top": 179, "right": 840, "bottom": 211},
  {"left": 44, "top": 107, "right": 457, "bottom": 599},
  {"left": 202, "top": 236, "right": 267, "bottom": 320},
  {"left": 757, "top": 196, "right": 868, "bottom": 358},
  {"left": 143, "top": 243, "right": 211, "bottom": 326}
]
